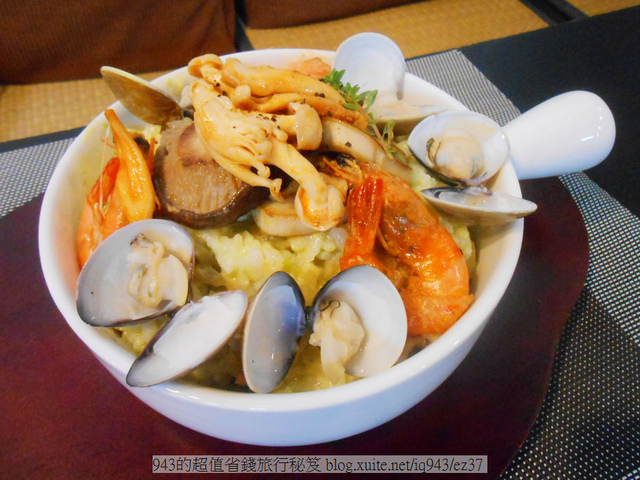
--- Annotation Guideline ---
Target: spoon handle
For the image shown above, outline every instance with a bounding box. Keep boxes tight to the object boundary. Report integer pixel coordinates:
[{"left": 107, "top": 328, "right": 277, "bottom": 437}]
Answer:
[{"left": 503, "top": 91, "right": 615, "bottom": 180}]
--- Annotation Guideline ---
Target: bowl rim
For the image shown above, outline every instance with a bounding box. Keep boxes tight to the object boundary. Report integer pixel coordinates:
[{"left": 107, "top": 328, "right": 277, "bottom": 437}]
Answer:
[{"left": 38, "top": 47, "right": 523, "bottom": 414}]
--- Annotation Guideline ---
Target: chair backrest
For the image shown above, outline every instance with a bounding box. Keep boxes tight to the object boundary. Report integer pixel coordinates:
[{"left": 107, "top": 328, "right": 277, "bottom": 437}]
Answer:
[{"left": 1, "top": 0, "right": 237, "bottom": 84}]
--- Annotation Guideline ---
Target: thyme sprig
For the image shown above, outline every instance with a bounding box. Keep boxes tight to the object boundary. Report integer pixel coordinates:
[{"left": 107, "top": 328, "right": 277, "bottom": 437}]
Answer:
[
  {"left": 323, "top": 69, "right": 377, "bottom": 119},
  {"left": 323, "top": 69, "right": 408, "bottom": 165}
]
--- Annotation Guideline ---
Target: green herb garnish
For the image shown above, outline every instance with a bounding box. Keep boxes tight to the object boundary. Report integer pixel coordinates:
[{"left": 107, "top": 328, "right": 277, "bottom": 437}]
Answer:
[{"left": 323, "top": 69, "right": 408, "bottom": 165}]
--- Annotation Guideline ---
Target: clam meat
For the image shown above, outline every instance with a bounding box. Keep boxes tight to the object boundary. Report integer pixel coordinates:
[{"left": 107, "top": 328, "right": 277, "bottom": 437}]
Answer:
[
  {"left": 76, "top": 221, "right": 408, "bottom": 392},
  {"left": 243, "top": 265, "right": 407, "bottom": 392},
  {"left": 307, "top": 265, "right": 408, "bottom": 381},
  {"left": 408, "top": 111, "right": 510, "bottom": 186},
  {"left": 76, "top": 219, "right": 195, "bottom": 327},
  {"left": 407, "top": 110, "right": 539, "bottom": 225}
]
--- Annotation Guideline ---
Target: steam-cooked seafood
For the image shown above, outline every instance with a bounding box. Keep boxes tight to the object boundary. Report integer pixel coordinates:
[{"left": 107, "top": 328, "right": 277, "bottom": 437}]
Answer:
[
  {"left": 333, "top": 32, "right": 442, "bottom": 134},
  {"left": 77, "top": 33, "right": 487, "bottom": 393},
  {"left": 407, "top": 110, "right": 538, "bottom": 225},
  {"left": 338, "top": 164, "right": 473, "bottom": 335},
  {"left": 100, "top": 66, "right": 184, "bottom": 126},
  {"left": 409, "top": 111, "right": 510, "bottom": 186},
  {"left": 77, "top": 217, "right": 406, "bottom": 391},
  {"left": 77, "top": 220, "right": 194, "bottom": 327},
  {"left": 76, "top": 109, "right": 155, "bottom": 266}
]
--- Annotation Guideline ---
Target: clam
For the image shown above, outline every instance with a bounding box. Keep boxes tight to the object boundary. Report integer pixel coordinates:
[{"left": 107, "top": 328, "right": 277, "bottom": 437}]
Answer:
[
  {"left": 100, "top": 66, "right": 184, "bottom": 125},
  {"left": 76, "top": 219, "right": 195, "bottom": 327},
  {"left": 408, "top": 91, "right": 616, "bottom": 225},
  {"left": 241, "top": 272, "right": 306, "bottom": 393},
  {"left": 407, "top": 110, "right": 535, "bottom": 226},
  {"left": 127, "top": 265, "right": 406, "bottom": 391},
  {"left": 77, "top": 221, "right": 407, "bottom": 391},
  {"left": 333, "top": 33, "right": 440, "bottom": 134},
  {"left": 409, "top": 111, "right": 510, "bottom": 186},
  {"left": 307, "top": 265, "right": 408, "bottom": 379},
  {"left": 127, "top": 290, "right": 248, "bottom": 387},
  {"left": 421, "top": 187, "right": 537, "bottom": 226},
  {"left": 243, "top": 266, "right": 408, "bottom": 392}
]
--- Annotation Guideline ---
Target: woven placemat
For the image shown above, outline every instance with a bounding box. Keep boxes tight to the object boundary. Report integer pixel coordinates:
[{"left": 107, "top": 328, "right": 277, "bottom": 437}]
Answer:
[
  {"left": 501, "top": 173, "right": 640, "bottom": 479},
  {"left": 0, "top": 49, "right": 638, "bottom": 479},
  {"left": 244, "top": 0, "right": 546, "bottom": 59}
]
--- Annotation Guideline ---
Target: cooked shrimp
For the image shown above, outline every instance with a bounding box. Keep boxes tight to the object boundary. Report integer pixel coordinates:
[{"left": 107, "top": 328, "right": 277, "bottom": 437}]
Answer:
[
  {"left": 76, "top": 157, "right": 122, "bottom": 267},
  {"left": 289, "top": 56, "right": 333, "bottom": 78},
  {"left": 340, "top": 166, "right": 473, "bottom": 335},
  {"left": 104, "top": 109, "right": 156, "bottom": 222},
  {"left": 76, "top": 110, "right": 156, "bottom": 267}
]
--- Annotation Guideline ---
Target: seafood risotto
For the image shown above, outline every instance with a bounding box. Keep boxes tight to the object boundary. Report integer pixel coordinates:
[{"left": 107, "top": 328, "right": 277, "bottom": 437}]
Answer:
[{"left": 76, "top": 51, "right": 476, "bottom": 393}]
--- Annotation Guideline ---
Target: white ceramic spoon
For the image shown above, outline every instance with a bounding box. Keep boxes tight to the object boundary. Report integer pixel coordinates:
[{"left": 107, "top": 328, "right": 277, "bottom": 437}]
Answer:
[{"left": 505, "top": 90, "right": 615, "bottom": 180}]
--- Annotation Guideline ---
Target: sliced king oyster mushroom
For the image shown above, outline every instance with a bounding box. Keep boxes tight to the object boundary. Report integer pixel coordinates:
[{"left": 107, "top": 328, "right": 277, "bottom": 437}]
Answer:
[
  {"left": 333, "top": 33, "right": 440, "bottom": 134},
  {"left": 76, "top": 219, "right": 194, "bottom": 327},
  {"left": 127, "top": 290, "right": 248, "bottom": 387},
  {"left": 100, "top": 66, "right": 185, "bottom": 125}
]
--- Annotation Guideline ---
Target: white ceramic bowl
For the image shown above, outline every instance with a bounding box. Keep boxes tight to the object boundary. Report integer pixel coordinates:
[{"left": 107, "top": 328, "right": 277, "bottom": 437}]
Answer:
[{"left": 38, "top": 49, "right": 523, "bottom": 446}]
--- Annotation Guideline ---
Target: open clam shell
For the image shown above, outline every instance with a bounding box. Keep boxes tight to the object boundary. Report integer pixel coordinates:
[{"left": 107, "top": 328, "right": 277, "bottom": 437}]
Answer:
[
  {"left": 242, "top": 271, "right": 307, "bottom": 394},
  {"left": 333, "top": 33, "right": 440, "bottom": 134},
  {"left": 242, "top": 265, "right": 408, "bottom": 393},
  {"left": 76, "top": 219, "right": 195, "bottom": 327},
  {"left": 308, "top": 265, "right": 407, "bottom": 378},
  {"left": 100, "top": 66, "right": 184, "bottom": 125},
  {"left": 333, "top": 32, "right": 405, "bottom": 96},
  {"left": 127, "top": 290, "right": 248, "bottom": 387},
  {"left": 408, "top": 110, "right": 511, "bottom": 186},
  {"left": 421, "top": 187, "right": 538, "bottom": 226}
]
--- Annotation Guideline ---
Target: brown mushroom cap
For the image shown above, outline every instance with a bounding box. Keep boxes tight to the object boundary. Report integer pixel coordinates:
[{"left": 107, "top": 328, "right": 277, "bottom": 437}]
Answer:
[{"left": 153, "top": 118, "right": 270, "bottom": 229}]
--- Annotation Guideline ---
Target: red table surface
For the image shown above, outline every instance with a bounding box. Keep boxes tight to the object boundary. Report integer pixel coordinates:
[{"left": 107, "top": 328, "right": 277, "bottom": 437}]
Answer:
[{"left": 0, "top": 177, "right": 588, "bottom": 479}]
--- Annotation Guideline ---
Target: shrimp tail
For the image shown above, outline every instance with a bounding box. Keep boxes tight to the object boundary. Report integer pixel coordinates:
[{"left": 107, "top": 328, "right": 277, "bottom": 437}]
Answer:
[{"left": 104, "top": 109, "right": 156, "bottom": 222}]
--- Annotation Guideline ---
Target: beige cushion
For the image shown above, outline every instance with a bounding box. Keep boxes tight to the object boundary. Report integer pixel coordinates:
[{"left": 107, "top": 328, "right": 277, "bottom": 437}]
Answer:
[{"left": 240, "top": 0, "right": 420, "bottom": 28}]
